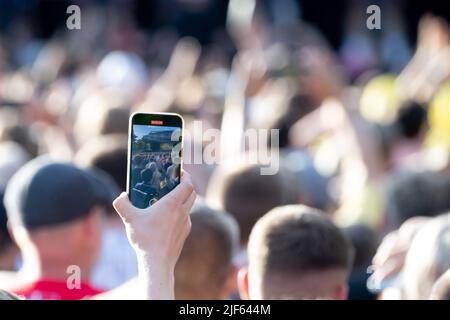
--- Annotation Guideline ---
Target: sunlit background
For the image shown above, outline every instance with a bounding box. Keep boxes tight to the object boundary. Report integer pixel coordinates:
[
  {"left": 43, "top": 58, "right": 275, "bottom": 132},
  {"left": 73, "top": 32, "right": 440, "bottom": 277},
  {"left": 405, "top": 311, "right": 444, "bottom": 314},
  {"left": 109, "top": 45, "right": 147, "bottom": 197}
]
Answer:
[{"left": 1, "top": 0, "right": 450, "bottom": 300}]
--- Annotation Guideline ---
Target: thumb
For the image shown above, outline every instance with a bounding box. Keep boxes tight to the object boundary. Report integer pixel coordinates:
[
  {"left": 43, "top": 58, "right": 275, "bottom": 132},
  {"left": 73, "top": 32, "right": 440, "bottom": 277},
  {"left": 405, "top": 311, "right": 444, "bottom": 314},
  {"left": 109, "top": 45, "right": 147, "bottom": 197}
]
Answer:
[{"left": 113, "top": 192, "right": 137, "bottom": 222}]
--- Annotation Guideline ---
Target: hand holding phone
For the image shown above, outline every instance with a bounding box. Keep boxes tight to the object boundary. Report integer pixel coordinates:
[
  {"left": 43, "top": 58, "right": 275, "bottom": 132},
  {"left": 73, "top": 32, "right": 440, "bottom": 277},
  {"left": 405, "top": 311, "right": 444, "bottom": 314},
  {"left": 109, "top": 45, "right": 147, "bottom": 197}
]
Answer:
[{"left": 113, "top": 171, "right": 196, "bottom": 299}]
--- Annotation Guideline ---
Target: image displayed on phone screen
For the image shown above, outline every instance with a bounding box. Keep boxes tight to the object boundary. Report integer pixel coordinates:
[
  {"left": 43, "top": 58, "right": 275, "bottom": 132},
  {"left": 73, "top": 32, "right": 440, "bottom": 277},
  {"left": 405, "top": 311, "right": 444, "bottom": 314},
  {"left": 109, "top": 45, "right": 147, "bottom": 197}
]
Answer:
[{"left": 129, "top": 123, "right": 181, "bottom": 209}]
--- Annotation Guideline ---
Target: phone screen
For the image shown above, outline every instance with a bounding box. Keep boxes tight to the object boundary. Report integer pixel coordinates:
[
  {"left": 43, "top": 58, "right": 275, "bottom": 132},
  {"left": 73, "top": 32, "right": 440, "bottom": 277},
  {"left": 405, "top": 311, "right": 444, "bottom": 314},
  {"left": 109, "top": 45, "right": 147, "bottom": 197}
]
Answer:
[{"left": 128, "top": 113, "right": 183, "bottom": 209}]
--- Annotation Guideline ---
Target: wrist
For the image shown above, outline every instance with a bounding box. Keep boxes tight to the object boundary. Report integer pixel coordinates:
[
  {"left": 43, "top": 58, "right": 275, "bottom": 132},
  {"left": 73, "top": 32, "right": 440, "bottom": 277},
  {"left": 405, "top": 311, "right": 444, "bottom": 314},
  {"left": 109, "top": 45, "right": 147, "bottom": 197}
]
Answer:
[{"left": 136, "top": 251, "right": 176, "bottom": 300}]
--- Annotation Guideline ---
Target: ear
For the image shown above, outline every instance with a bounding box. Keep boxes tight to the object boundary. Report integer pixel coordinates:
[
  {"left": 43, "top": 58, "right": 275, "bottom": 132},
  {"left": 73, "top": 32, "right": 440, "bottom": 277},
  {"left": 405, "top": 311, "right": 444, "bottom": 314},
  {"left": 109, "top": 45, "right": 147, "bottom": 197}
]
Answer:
[
  {"left": 220, "top": 264, "right": 239, "bottom": 299},
  {"left": 237, "top": 267, "right": 250, "bottom": 300}
]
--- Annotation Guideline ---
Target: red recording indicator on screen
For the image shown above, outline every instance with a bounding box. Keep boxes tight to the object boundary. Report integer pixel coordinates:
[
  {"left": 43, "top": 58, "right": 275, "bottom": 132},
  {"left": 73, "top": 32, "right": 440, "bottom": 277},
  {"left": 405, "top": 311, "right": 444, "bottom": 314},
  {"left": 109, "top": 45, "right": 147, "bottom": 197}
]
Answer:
[{"left": 151, "top": 120, "right": 163, "bottom": 125}]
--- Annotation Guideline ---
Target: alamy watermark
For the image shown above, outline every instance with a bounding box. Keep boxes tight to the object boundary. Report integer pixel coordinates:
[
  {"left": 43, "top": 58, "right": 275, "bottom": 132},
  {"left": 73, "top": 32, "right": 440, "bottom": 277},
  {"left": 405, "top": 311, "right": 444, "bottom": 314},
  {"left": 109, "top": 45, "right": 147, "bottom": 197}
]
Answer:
[
  {"left": 65, "top": 4, "right": 381, "bottom": 31},
  {"left": 66, "top": 265, "right": 81, "bottom": 290},
  {"left": 66, "top": 5, "right": 81, "bottom": 30},
  {"left": 134, "top": 120, "right": 280, "bottom": 175},
  {"left": 366, "top": 5, "right": 381, "bottom": 30}
]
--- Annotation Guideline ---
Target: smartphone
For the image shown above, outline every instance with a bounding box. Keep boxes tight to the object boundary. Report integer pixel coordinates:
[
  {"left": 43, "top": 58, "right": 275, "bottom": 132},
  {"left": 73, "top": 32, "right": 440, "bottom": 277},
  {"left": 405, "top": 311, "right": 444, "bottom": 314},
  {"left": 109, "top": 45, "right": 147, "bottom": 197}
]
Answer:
[{"left": 127, "top": 112, "right": 183, "bottom": 209}]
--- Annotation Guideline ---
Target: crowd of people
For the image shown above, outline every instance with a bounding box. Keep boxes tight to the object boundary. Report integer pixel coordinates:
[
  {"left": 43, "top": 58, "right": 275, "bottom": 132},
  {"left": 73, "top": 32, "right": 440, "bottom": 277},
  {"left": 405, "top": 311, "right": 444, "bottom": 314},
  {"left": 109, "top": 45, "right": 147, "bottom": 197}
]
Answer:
[
  {"left": 131, "top": 152, "right": 180, "bottom": 208},
  {"left": 1, "top": 0, "right": 450, "bottom": 300}
]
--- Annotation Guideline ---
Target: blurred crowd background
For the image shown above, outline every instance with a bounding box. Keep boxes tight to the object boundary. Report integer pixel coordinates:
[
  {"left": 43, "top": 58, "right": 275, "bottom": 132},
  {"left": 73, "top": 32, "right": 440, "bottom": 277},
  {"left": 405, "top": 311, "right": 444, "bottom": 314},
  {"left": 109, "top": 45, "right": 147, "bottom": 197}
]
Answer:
[{"left": 2, "top": 0, "right": 450, "bottom": 300}]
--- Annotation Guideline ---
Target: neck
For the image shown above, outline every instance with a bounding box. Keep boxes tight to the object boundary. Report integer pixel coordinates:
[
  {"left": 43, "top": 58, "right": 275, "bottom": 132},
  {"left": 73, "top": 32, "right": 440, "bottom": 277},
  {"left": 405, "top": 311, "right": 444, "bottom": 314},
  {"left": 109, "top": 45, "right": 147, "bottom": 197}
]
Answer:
[{"left": 20, "top": 249, "right": 93, "bottom": 283}]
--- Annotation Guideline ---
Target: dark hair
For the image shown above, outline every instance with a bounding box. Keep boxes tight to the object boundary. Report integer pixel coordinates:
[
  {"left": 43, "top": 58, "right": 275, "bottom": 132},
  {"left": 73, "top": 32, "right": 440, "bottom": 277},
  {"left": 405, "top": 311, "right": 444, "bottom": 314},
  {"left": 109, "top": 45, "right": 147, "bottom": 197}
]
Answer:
[
  {"left": 140, "top": 168, "right": 154, "bottom": 183},
  {"left": 396, "top": 101, "right": 427, "bottom": 139},
  {"left": 342, "top": 224, "right": 378, "bottom": 272},
  {"left": 0, "top": 108, "right": 38, "bottom": 158},
  {"left": 386, "top": 171, "right": 450, "bottom": 229},
  {"left": 207, "top": 163, "right": 299, "bottom": 245},
  {"left": 342, "top": 224, "right": 378, "bottom": 300},
  {"left": 269, "top": 93, "right": 316, "bottom": 149},
  {"left": 99, "top": 107, "right": 130, "bottom": 136},
  {"left": 75, "top": 134, "right": 128, "bottom": 190}
]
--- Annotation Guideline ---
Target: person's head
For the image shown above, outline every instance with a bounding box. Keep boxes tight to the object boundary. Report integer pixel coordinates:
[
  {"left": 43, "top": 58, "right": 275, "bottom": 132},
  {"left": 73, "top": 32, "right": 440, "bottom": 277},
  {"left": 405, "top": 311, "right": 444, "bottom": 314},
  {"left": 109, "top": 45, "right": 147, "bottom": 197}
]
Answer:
[
  {"left": 385, "top": 170, "right": 450, "bottom": 231},
  {"left": 140, "top": 168, "right": 154, "bottom": 184},
  {"left": 395, "top": 101, "right": 427, "bottom": 140},
  {"left": 429, "top": 269, "right": 450, "bottom": 300},
  {"left": 282, "top": 150, "right": 334, "bottom": 212},
  {"left": 206, "top": 162, "right": 299, "bottom": 245},
  {"left": 75, "top": 134, "right": 128, "bottom": 191},
  {"left": 268, "top": 93, "right": 317, "bottom": 149},
  {"left": 147, "top": 162, "right": 157, "bottom": 172},
  {"left": 0, "top": 107, "right": 38, "bottom": 158},
  {"left": 133, "top": 154, "right": 145, "bottom": 167},
  {"left": 403, "top": 213, "right": 450, "bottom": 299},
  {"left": 175, "top": 202, "right": 240, "bottom": 299},
  {"left": 342, "top": 224, "right": 379, "bottom": 300},
  {"left": 73, "top": 89, "right": 130, "bottom": 146},
  {"left": 240, "top": 205, "right": 353, "bottom": 300},
  {"left": 167, "top": 164, "right": 179, "bottom": 180},
  {"left": 342, "top": 224, "right": 378, "bottom": 273},
  {"left": 3, "top": 157, "right": 116, "bottom": 279},
  {"left": 96, "top": 51, "right": 148, "bottom": 96}
]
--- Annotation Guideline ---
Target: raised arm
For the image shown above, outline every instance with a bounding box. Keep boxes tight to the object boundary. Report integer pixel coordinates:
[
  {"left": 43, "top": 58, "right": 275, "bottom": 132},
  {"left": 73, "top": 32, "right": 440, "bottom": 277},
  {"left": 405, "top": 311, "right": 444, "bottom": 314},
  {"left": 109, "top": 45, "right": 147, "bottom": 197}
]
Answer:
[{"left": 97, "top": 172, "right": 196, "bottom": 300}]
